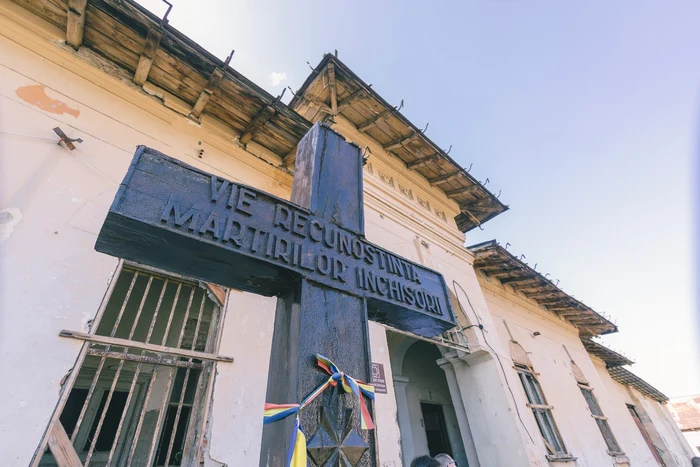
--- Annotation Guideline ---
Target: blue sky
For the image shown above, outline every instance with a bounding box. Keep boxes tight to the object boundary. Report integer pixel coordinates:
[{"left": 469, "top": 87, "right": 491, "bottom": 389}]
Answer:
[{"left": 138, "top": 0, "right": 699, "bottom": 397}]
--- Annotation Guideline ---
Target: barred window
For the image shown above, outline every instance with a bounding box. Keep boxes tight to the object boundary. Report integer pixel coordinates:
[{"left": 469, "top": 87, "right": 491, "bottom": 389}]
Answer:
[
  {"left": 579, "top": 384, "right": 623, "bottom": 454},
  {"left": 515, "top": 364, "right": 569, "bottom": 458},
  {"left": 34, "top": 262, "right": 232, "bottom": 467}
]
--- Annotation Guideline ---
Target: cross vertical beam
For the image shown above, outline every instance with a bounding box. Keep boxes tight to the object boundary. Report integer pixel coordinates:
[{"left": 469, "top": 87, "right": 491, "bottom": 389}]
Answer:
[{"left": 260, "top": 124, "right": 375, "bottom": 466}]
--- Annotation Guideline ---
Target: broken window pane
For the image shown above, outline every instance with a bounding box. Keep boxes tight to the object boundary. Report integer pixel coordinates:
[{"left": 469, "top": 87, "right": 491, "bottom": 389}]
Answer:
[{"left": 38, "top": 265, "right": 222, "bottom": 467}]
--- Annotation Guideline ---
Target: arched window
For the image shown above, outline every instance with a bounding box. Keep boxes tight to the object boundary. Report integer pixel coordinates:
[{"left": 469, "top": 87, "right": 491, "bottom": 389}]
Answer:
[
  {"left": 507, "top": 333, "right": 570, "bottom": 460},
  {"left": 570, "top": 359, "right": 623, "bottom": 455}
]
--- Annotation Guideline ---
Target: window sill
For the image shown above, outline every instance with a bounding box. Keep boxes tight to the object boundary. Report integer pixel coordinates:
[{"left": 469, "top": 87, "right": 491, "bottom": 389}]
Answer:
[
  {"left": 546, "top": 455, "right": 578, "bottom": 463},
  {"left": 608, "top": 453, "right": 629, "bottom": 464}
]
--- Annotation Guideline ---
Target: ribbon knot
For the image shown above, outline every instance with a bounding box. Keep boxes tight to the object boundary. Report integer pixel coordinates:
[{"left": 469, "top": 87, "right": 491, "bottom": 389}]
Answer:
[{"left": 263, "top": 355, "right": 376, "bottom": 467}]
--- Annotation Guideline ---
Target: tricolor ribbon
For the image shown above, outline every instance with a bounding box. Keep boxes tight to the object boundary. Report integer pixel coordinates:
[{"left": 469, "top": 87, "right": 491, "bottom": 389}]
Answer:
[{"left": 263, "top": 354, "right": 376, "bottom": 466}]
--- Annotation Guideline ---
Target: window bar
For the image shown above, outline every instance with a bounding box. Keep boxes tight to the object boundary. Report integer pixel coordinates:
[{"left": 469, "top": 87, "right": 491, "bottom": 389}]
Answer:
[
  {"left": 84, "top": 277, "right": 154, "bottom": 465},
  {"left": 70, "top": 272, "right": 140, "bottom": 444},
  {"left": 162, "top": 292, "right": 207, "bottom": 467},
  {"left": 185, "top": 300, "right": 224, "bottom": 465},
  {"left": 181, "top": 299, "right": 219, "bottom": 464},
  {"left": 31, "top": 261, "right": 125, "bottom": 467},
  {"left": 126, "top": 281, "right": 184, "bottom": 466},
  {"left": 145, "top": 286, "right": 196, "bottom": 467},
  {"left": 106, "top": 278, "right": 169, "bottom": 467}
]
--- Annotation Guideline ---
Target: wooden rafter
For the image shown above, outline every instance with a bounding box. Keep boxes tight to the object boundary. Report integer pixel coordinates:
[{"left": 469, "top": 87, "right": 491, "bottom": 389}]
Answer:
[
  {"left": 239, "top": 104, "right": 276, "bottom": 145},
  {"left": 357, "top": 109, "right": 392, "bottom": 132},
  {"left": 133, "top": 27, "right": 163, "bottom": 86},
  {"left": 337, "top": 88, "right": 367, "bottom": 112},
  {"left": 384, "top": 132, "right": 416, "bottom": 151},
  {"left": 490, "top": 268, "right": 523, "bottom": 278},
  {"left": 429, "top": 171, "right": 461, "bottom": 186},
  {"left": 500, "top": 276, "right": 540, "bottom": 286},
  {"left": 66, "top": 0, "right": 88, "bottom": 50},
  {"left": 189, "top": 51, "right": 233, "bottom": 119},
  {"left": 328, "top": 62, "right": 338, "bottom": 115},
  {"left": 445, "top": 185, "right": 479, "bottom": 199},
  {"left": 283, "top": 144, "right": 298, "bottom": 168},
  {"left": 460, "top": 198, "right": 502, "bottom": 213},
  {"left": 406, "top": 154, "right": 439, "bottom": 170}
]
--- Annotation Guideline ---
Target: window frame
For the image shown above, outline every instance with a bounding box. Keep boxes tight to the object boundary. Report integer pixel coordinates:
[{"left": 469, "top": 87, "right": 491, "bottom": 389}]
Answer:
[
  {"left": 32, "top": 261, "right": 230, "bottom": 467},
  {"left": 578, "top": 383, "right": 624, "bottom": 456},
  {"left": 514, "top": 364, "right": 571, "bottom": 460}
]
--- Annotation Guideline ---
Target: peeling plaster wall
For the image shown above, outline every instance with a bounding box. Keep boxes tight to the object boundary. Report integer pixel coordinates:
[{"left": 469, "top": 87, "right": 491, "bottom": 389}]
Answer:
[
  {"left": 0, "top": 6, "right": 511, "bottom": 466},
  {"left": 0, "top": 7, "right": 289, "bottom": 463}
]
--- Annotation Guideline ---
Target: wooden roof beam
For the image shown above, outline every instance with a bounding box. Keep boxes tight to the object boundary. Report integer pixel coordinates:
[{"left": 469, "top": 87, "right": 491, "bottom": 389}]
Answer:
[
  {"left": 501, "top": 277, "right": 541, "bottom": 286},
  {"left": 337, "top": 88, "right": 367, "bottom": 112},
  {"left": 384, "top": 132, "right": 416, "bottom": 151},
  {"left": 283, "top": 144, "right": 298, "bottom": 168},
  {"left": 133, "top": 27, "right": 163, "bottom": 86},
  {"left": 328, "top": 62, "right": 338, "bottom": 115},
  {"left": 524, "top": 291, "right": 563, "bottom": 300},
  {"left": 189, "top": 51, "right": 233, "bottom": 119},
  {"left": 490, "top": 268, "right": 524, "bottom": 278},
  {"left": 445, "top": 185, "right": 480, "bottom": 199},
  {"left": 407, "top": 154, "right": 439, "bottom": 170},
  {"left": 239, "top": 104, "right": 276, "bottom": 145},
  {"left": 357, "top": 109, "right": 392, "bottom": 132},
  {"left": 460, "top": 198, "right": 502, "bottom": 213},
  {"left": 66, "top": 0, "right": 88, "bottom": 50},
  {"left": 429, "top": 171, "right": 461, "bottom": 186}
]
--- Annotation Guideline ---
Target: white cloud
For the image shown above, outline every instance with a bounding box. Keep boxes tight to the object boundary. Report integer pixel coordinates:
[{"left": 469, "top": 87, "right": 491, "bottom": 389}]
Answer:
[{"left": 268, "top": 71, "right": 288, "bottom": 86}]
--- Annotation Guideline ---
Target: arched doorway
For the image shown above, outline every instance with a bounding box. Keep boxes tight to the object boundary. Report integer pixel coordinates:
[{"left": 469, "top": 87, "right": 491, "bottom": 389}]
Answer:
[{"left": 388, "top": 335, "right": 469, "bottom": 466}]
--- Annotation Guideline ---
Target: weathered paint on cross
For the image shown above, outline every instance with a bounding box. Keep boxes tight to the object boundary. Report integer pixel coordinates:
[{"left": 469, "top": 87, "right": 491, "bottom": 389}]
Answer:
[{"left": 95, "top": 122, "right": 456, "bottom": 466}]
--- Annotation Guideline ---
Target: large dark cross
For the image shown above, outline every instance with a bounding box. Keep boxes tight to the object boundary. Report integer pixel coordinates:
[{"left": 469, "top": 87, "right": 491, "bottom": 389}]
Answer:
[{"left": 95, "top": 123, "right": 456, "bottom": 466}]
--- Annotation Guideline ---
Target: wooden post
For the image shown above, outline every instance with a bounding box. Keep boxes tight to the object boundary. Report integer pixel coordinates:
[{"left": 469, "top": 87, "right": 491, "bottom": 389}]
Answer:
[
  {"left": 66, "top": 0, "right": 88, "bottom": 50},
  {"left": 133, "top": 28, "right": 162, "bottom": 86}
]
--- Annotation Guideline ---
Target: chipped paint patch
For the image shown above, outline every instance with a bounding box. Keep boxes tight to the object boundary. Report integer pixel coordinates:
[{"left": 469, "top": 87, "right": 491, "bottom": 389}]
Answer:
[
  {"left": 15, "top": 84, "right": 80, "bottom": 118},
  {"left": 0, "top": 208, "right": 23, "bottom": 244}
]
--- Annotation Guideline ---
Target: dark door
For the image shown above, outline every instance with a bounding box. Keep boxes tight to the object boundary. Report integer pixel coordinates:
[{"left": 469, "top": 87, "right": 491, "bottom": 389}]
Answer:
[{"left": 421, "top": 403, "right": 452, "bottom": 457}]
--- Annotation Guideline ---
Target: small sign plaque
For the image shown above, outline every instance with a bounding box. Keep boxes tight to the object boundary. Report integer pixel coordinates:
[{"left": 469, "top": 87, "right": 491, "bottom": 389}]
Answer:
[{"left": 371, "top": 362, "right": 387, "bottom": 394}]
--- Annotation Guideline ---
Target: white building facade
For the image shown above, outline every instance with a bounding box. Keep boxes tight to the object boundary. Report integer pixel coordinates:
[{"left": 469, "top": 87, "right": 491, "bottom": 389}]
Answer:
[{"left": 0, "top": 1, "right": 695, "bottom": 466}]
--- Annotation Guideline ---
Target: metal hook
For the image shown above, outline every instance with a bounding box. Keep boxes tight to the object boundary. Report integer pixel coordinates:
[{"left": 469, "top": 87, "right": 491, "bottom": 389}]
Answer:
[
  {"left": 556, "top": 279, "right": 560, "bottom": 286},
  {"left": 395, "top": 99, "right": 404, "bottom": 111},
  {"left": 483, "top": 177, "right": 490, "bottom": 186},
  {"left": 160, "top": 0, "right": 173, "bottom": 27},
  {"left": 505, "top": 242, "right": 511, "bottom": 250},
  {"left": 466, "top": 162, "right": 473, "bottom": 172},
  {"left": 421, "top": 122, "right": 430, "bottom": 133},
  {"left": 496, "top": 189, "right": 502, "bottom": 198},
  {"left": 286, "top": 86, "right": 298, "bottom": 97},
  {"left": 545, "top": 273, "right": 550, "bottom": 279},
  {"left": 519, "top": 254, "right": 526, "bottom": 261},
  {"left": 445, "top": 144, "right": 452, "bottom": 155},
  {"left": 306, "top": 61, "right": 314, "bottom": 71},
  {"left": 533, "top": 263, "right": 538, "bottom": 270}
]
